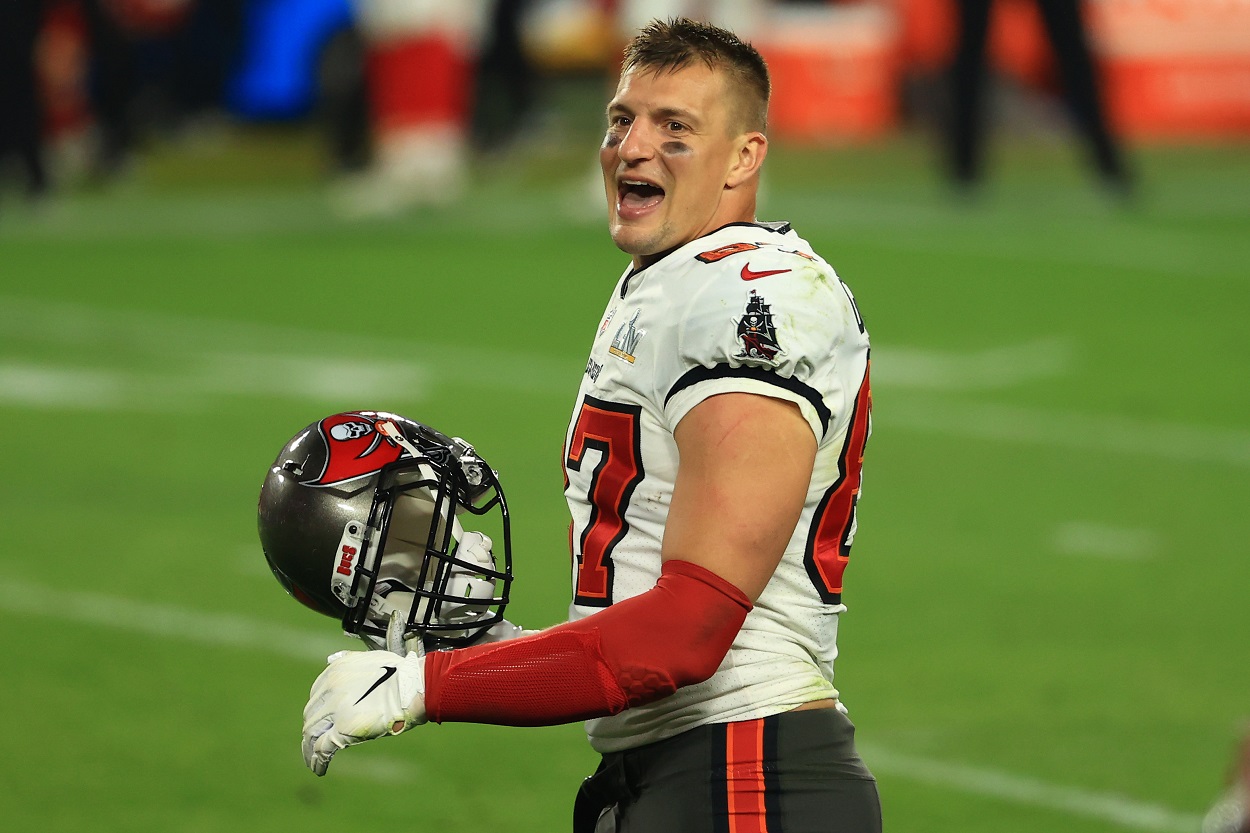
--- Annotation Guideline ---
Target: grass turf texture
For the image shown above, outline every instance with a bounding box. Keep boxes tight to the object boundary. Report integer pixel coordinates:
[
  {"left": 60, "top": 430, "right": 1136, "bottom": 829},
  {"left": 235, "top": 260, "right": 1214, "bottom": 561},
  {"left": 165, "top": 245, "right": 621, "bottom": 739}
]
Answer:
[{"left": 1, "top": 118, "right": 1247, "bottom": 832}]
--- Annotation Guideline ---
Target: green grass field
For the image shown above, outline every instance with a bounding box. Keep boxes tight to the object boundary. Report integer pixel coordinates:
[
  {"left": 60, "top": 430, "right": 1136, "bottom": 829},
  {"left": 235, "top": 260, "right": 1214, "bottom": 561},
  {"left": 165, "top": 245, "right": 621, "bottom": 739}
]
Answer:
[{"left": 2, "top": 111, "right": 1248, "bottom": 833}]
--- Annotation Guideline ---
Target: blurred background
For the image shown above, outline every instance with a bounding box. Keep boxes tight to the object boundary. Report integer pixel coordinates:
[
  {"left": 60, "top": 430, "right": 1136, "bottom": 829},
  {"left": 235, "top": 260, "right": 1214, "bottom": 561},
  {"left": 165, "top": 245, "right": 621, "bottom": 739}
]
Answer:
[{"left": 1, "top": 1, "right": 1248, "bottom": 832}]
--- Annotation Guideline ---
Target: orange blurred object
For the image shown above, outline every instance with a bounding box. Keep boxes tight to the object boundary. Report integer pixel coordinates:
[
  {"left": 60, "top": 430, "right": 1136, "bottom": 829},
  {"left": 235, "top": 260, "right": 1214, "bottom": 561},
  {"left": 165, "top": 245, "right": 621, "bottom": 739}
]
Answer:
[
  {"left": 367, "top": 36, "right": 471, "bottom": 134},
  {"left": 755, "top": 3, "right": 902, "bottom": 143},
  {"left": 36, "top": 0, "right": 92, "bottom": 141},
  {"left": 106, "top": 0, "right": 193, "bottom": 36},
  {"left": 1090, "top": 0, "right": 1250, "bottom": 138},
  {"left": 894, "top": 0, "right": 1055, "bottom": 85}
]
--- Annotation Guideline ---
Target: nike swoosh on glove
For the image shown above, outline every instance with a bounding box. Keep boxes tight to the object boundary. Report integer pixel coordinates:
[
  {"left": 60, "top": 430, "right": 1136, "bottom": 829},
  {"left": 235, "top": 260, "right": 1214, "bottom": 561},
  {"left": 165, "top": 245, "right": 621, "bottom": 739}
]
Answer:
[{"left": 301, "top": 648, "right": 427, "bottom": 776}]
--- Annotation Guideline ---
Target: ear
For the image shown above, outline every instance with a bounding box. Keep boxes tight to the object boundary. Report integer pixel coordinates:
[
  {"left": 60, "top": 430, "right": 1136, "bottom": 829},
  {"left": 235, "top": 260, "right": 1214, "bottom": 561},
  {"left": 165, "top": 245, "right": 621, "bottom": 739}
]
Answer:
[{"left": 726, "top": 132, "right": 768, "bottom": 190}]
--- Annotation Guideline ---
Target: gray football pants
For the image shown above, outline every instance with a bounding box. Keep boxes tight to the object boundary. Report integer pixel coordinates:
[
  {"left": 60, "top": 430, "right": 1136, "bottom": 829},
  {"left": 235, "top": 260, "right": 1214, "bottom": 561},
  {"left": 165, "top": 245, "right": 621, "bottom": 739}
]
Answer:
[{"left": 572, "top": 707, "right": 882, "bottom": 833}]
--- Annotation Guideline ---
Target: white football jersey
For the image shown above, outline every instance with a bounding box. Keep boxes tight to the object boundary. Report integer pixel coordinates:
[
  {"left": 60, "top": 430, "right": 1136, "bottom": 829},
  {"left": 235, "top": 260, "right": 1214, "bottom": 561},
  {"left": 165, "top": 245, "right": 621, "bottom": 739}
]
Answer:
[{"left": 563, "top": 222, "right": 871, "bottom": 754}]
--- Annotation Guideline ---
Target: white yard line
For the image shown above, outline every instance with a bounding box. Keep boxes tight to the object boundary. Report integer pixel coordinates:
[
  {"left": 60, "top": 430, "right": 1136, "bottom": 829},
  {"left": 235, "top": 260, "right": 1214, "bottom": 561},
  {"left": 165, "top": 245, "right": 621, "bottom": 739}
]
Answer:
[
  {"left": 0, "top": 357, "right": 433, "bottom": 410},
  {"left": 6, "top": 187, "right": 1242, "bottom": 284},
  {"left": 881, "top": 395, "right": 1250, "bottom": 468},
  {"left": 0, "top": 576, "right": 415, "bottom": 784},
  {"left": 1, "top": 296, "right": 1071, "bottom": 393},
  {"left": 0, "top": 296, "right": 574, "bottom": 400},
  {"left": 1052, "top": 522, "right": 1160, "bottom": 560},
  {"left": 871, "top": 337, "right": 1073, "bottom": 391},
  {"left": 861, "top": 745, "right": 1203, "bottom": 833},
  {"left": 329, "top": 753, "right": 422, "bottom": 784},
  {"left": 0, "top": 576, "right": 1203, "bottom": 829},
  {"left": 0, "top": 362, "right": 129, "bottom": 409},
  {"left": 4, "top": 297, "right": 1250, "bottom": 468},
  {"left": 0, "top": 577, "right": 344, "bottom": 662}
]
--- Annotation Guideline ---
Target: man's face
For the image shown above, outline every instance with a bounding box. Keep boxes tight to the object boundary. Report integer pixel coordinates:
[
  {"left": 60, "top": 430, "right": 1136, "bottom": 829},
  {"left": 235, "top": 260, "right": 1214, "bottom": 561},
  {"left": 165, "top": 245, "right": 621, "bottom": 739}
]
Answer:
[{"left": 600, "top": 63, "right": 752, "bottom": 267}]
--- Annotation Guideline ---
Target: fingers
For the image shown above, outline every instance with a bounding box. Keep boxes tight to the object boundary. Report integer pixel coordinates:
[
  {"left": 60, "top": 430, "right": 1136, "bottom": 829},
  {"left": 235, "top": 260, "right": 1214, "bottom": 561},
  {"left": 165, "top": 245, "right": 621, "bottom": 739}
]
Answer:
[
  {"left": 302, "top": 686, "right": 338, "bottom": 776},
  {"left": 303, "top": 711, "right": 379, "bottom": 776},
  {"left": 302, "top": 661, "right": 350, "bottom": 776},
  {"left": 302, "top": 716, "right": 335, "bottom": 776},
  {"left": 303, "top": 716, "right": 387, "bottom": 775},
  {"left": 385, "top": 610, "right": 407, "bottom": 656}
]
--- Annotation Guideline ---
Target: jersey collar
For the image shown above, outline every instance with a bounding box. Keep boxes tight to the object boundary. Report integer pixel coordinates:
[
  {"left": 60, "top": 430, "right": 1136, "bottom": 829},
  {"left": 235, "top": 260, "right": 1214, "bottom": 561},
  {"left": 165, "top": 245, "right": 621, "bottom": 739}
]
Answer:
[{"left": 619, "top": 221, "right": 793, "bottom": 298}]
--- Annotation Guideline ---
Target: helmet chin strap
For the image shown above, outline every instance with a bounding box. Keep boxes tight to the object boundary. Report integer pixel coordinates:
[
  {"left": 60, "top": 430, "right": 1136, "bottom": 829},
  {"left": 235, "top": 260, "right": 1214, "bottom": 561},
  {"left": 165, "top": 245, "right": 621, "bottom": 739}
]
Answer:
[
  {"left": 377, "top": 416, "right": 459, "bottom": 532},
  {"left": 359, "top": 603, "right": 426, "bottom": 653},
  {"left": 379, "top": 418, "right": 489, "bottom": 497},
  {"left": 376, "top": 419, "right": 425, "bottom": 460}
]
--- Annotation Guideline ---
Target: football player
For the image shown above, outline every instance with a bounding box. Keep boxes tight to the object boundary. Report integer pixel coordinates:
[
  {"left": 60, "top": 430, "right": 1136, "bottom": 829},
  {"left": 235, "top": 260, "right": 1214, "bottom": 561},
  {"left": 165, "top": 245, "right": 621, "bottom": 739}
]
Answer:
[
  {"left": 333, "top": 0, "right": 488, "bottom": 216},
  {"left": 282, "top": 18, "right": 880, "bottom": 833}
]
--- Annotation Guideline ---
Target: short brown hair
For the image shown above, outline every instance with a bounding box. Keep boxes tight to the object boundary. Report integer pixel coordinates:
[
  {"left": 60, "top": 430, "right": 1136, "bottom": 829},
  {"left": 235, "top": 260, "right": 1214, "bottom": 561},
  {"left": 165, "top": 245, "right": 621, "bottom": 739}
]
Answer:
[{"left": 621, "top": 18, "right": 770, "bottom": 134}]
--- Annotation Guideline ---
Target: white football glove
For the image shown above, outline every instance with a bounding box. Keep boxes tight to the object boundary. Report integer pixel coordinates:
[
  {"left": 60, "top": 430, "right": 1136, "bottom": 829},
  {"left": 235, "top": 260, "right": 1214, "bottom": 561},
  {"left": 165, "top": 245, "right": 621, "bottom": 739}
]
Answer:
[
  {"left": 301, "top": 614, "right": 427, "bottom": 776},
  {"left": 1201, "top": 786, "right": 1248, "bottom": 833}
]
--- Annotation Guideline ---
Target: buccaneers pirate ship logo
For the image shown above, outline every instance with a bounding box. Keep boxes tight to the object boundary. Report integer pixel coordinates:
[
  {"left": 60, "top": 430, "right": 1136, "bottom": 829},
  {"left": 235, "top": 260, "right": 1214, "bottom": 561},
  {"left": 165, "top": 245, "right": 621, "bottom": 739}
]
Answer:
[{"left": 735, "top": 290, "right": 783, "bottom": 362}]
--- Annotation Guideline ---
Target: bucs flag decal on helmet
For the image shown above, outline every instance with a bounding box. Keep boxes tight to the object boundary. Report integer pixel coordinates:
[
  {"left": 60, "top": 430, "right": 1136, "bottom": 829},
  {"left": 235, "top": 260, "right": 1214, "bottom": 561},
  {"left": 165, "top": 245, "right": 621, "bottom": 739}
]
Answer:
[{"left": 305, "top": 412, "right": 406, "bottom": 487}]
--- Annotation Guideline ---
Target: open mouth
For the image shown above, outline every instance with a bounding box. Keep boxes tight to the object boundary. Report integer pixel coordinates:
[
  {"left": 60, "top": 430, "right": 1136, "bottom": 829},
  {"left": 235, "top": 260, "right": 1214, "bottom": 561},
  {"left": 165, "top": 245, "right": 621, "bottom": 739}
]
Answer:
[{"left": 618, "top": 179, "right": 665, "bottom": 215}]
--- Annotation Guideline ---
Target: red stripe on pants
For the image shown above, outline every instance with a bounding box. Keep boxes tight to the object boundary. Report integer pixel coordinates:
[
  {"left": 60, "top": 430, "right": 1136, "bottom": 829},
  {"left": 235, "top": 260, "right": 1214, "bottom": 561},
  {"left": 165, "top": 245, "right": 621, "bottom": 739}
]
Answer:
[{"left": 725, "top": 719, "right": 769, "bottom": 833}]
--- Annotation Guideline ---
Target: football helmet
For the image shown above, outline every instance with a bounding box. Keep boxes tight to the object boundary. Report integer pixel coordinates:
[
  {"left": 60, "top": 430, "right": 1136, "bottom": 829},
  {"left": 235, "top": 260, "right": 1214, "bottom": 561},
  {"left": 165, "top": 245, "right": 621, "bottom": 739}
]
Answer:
[{"left": 257, "top": 410, "right": 512, "bottom": 648}]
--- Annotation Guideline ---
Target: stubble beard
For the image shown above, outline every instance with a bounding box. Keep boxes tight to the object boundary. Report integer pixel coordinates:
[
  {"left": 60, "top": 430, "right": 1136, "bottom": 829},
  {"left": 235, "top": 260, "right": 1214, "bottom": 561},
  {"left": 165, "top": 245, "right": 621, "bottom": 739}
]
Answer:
[{"left": 609, "top": 217, "right": 674, "bottom": 261}]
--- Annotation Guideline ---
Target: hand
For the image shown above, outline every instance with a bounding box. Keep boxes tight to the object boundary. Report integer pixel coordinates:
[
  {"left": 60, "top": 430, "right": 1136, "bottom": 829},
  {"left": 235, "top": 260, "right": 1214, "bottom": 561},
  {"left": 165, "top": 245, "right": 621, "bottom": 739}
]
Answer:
[{"left": 301, "top": 617, "right": 427, "bottom": 776}]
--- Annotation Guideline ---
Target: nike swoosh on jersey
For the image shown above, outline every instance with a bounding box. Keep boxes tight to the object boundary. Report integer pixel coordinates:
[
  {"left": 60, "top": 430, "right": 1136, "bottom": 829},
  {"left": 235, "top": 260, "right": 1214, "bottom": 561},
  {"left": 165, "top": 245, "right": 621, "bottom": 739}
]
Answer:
[
  {"left": 354, "top": 665, "right": 397, "bottom": 704},
  {"left": 740, "top": 264, "right": 791, "bottom": 281}
]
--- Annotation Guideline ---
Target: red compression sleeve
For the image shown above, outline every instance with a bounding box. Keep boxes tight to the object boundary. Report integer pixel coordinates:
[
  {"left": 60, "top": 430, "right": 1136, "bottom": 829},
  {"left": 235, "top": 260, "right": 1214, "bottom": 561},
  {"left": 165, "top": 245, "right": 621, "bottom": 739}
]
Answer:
[{"left": 423, "top": 559, "right": 752, "bottom": 726}]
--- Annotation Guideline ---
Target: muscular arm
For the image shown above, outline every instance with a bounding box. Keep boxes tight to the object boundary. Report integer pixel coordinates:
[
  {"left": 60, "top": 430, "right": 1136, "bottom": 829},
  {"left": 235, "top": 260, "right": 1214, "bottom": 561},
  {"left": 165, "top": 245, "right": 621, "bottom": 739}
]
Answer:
[
  {"left": 422, "top": 392, "right": 815, "bottom": 726},
  {"left": 665, "top": 392, "right": 816, "bottom": 601}
]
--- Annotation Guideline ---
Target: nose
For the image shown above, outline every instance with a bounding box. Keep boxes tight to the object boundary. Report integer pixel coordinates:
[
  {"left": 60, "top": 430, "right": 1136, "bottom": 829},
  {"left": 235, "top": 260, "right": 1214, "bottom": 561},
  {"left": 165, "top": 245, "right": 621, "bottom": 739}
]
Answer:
[{"left": 617, "top": 121, "right": 655, "bottom": 165}]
